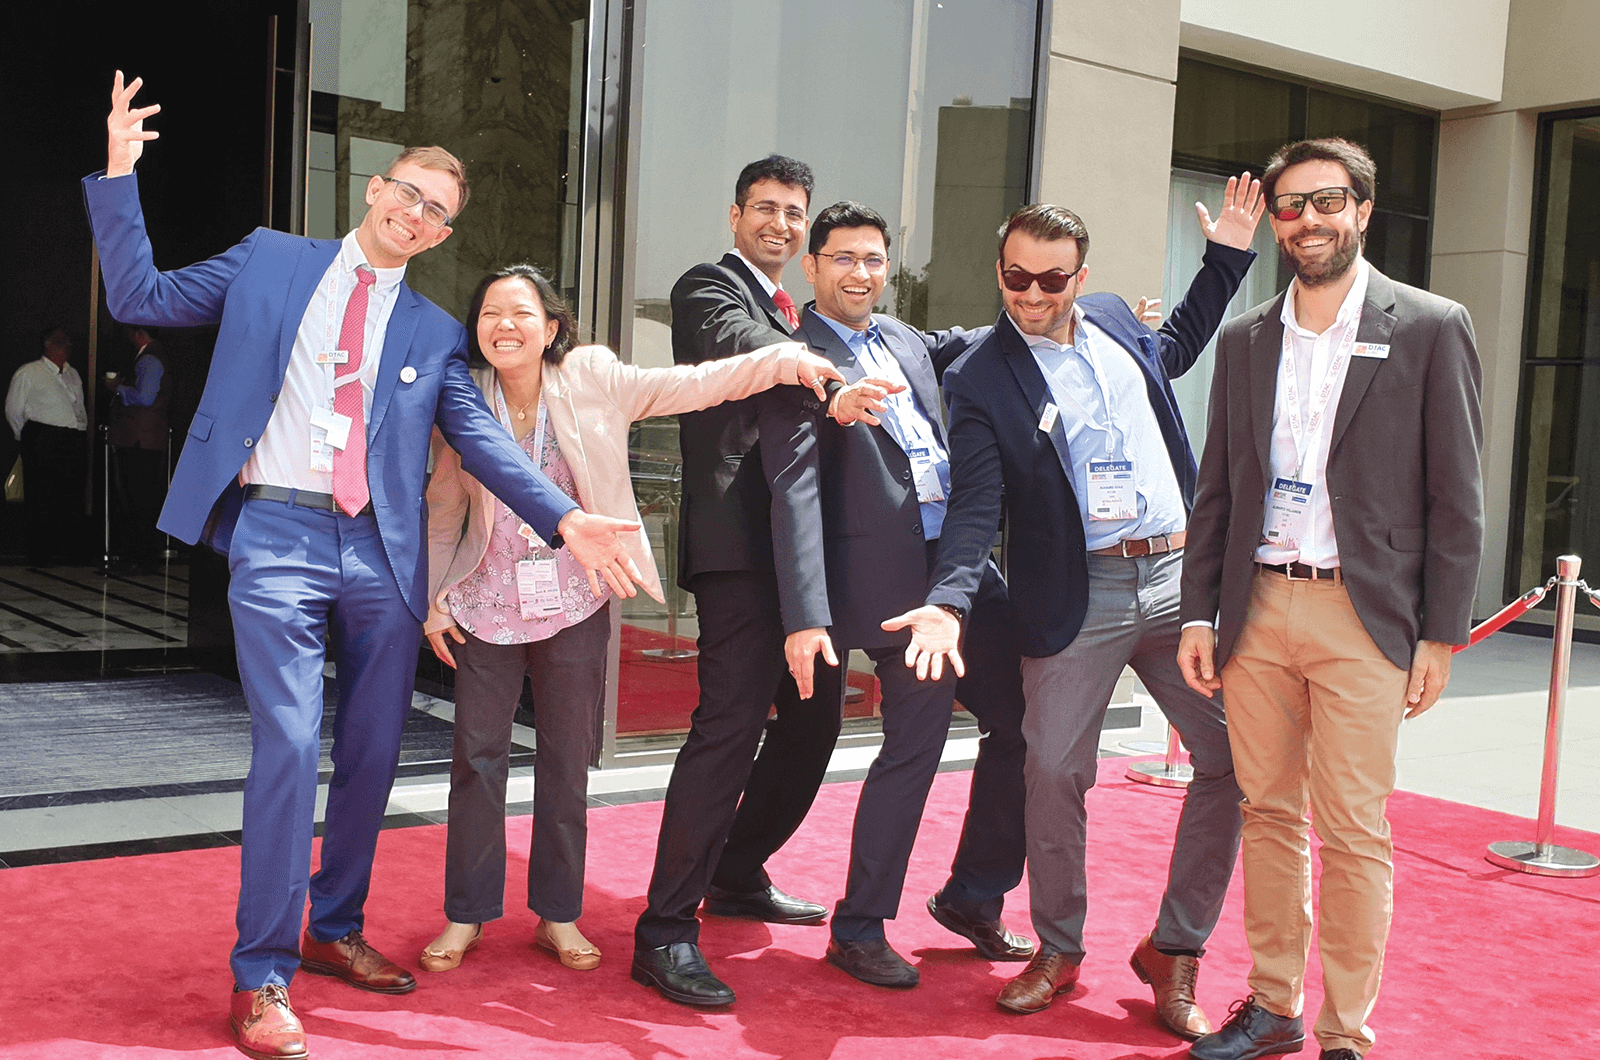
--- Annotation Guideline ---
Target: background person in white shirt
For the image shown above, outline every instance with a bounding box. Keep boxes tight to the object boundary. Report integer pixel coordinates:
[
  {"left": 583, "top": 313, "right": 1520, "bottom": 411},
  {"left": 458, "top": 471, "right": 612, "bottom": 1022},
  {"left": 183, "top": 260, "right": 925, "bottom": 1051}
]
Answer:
[{"left": 5, "top": 327, "right": 88, "bottom": 565}]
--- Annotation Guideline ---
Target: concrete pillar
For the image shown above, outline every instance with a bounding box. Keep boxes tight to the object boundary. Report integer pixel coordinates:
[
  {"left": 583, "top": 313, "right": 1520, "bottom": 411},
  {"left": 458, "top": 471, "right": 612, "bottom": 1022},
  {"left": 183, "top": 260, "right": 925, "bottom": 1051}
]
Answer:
[{"left": 1037, "top": 0, "right": 1181, "bottom": 302}]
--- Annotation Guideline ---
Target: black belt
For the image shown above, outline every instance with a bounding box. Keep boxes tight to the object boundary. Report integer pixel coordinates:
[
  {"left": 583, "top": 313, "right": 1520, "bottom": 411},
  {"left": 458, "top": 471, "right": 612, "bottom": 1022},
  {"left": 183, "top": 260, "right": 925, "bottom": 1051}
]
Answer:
[
  {"left": 242, "top": 484, "right": 372, "bottom": 516},
  {"left": 1256, "top": 561, "right": 1342, "bottom": 584}
]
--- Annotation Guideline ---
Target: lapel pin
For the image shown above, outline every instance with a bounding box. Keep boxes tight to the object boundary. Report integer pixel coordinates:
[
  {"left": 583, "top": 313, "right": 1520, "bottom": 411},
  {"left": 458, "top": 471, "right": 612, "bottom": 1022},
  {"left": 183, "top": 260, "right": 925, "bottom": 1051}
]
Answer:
[{"left": 399, "top": 366, "right": 418, "bottom": 383}]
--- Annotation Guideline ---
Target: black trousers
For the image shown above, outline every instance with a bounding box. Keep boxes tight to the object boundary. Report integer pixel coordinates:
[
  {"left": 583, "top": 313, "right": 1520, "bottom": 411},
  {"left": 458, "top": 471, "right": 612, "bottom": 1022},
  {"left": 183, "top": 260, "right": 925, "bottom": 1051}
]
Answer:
[
  {"left": 113, "top": 445, "right": 168, "bottom": 563},
  {"left": 831, "top": 555, "right": 1027, "bottom": 940},
  {"left": 19, "top": 421, "right": 86, "bottom": 565},
  {"left": 635, "top": 569, "right": 844, "bottom": 948}
]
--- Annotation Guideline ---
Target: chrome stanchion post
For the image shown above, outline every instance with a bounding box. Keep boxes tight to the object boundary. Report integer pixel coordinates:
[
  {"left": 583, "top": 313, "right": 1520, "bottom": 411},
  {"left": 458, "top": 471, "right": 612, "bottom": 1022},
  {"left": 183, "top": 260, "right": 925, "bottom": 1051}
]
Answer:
[
  {"left": 1485, "top": 554, "right": 1600, "bottom": 877},
  {"left": 640, "top": 463, "right": 696, "bottom": 661},
  {"left": 1127, "top": 724, "right": 1193, "bottom": 788}
]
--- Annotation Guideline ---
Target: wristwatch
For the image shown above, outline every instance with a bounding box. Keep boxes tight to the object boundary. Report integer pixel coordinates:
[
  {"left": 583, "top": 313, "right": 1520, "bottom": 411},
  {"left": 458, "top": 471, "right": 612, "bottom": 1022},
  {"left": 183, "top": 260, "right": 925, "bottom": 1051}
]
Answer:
[{"left": 933, "top": 602, "right": 966, "bottom": 623}]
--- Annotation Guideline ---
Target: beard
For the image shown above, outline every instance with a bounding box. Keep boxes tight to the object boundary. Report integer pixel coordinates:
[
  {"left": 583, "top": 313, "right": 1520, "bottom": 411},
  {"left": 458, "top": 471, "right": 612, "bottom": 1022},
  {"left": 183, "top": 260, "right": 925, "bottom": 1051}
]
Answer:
[{"left": 1278, "top": 224, "right": 1361, "bottom": 288}]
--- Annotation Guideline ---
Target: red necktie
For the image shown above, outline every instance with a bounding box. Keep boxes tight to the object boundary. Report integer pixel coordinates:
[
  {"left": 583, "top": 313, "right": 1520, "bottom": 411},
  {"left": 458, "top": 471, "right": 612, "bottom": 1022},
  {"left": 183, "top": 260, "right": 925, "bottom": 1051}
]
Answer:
[
  {"left": 772, "top": 288, "right": 800, "bottom": 329},
  {"left": 332, "top": 266, "right": 376, "bottom": 516}
]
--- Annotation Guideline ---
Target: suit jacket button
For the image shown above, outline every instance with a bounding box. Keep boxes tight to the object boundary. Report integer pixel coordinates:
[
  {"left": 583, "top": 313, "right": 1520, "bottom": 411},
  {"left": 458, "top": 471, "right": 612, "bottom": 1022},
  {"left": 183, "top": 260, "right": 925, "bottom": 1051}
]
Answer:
[
  {"left": 268, "top": 392, "right": 278, "bottom": 403},
  {"left": 243, "top": 437, "right": 254, "bottom": 448},
  {"left": 901, "top": 470, "right": 911, "bottom": 480},
  {"left": 912, "top": 524, "right": 922, "bottom": 536}
]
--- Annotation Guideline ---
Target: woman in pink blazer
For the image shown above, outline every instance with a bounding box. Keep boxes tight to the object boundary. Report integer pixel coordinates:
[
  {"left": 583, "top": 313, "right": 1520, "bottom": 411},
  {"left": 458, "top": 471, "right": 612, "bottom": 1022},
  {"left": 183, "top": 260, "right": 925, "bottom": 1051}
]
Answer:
[{"left": 418, "top": 265, "right": 840, "bottom": 973}]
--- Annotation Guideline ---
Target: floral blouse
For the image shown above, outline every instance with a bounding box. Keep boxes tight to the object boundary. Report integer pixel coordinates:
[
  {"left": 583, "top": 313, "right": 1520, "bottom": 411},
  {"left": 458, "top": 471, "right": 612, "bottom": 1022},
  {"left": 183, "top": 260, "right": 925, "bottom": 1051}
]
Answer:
[{"left": 444, "top": 390, "right": 608, "bottom": 644}]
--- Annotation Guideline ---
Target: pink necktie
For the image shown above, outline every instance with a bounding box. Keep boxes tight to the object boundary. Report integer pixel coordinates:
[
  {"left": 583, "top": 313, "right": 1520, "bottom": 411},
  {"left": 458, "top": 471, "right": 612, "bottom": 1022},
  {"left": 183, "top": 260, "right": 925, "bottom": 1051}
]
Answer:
[
  {"left": 772, "top": 288, "right": 800, "bottom": 329},
  {"left": 332, "top": 266, "right": 376, "bottom": 516}
]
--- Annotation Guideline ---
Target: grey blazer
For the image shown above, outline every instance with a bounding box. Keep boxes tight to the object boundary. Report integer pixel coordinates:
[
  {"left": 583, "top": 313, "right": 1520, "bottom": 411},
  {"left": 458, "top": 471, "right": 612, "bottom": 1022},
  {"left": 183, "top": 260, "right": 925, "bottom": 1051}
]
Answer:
[{"left": 1179, "top": 266, "right": 1485, "bottom": 670}]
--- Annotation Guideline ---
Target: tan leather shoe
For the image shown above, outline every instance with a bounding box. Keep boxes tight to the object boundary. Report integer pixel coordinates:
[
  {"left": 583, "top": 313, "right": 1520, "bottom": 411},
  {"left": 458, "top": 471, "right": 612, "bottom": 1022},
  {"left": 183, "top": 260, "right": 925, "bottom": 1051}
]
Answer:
[
  {"left": 229, "top": 984, "right": 308, "bottom": 1060},
  {"left": 996, "top": 951, "right": 1080, "bottom": 1014},
  {"left": 419, "top": 923, "right": 483, "bottom": 972},
  {"left": 300, "top": 929, "right": 417, "bottom": 994},
  {"left": 535, "top": 920, "right": 602, "bottom": 971},
  {"left": 1128, "top": 933, "right": 1212, "bottom": 1040}
]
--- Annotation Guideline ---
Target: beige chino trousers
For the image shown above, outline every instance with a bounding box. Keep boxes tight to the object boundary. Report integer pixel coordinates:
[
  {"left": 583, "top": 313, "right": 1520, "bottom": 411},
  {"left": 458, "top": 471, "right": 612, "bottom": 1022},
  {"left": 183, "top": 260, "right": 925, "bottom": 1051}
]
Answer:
[{"left": 1220, "top": 569, "right": 1409, "bottom": 1055}]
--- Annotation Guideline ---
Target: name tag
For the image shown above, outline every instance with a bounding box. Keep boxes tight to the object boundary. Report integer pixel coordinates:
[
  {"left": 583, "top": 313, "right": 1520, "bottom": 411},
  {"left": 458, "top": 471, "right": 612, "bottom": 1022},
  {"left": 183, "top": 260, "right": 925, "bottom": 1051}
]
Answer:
[
  {"left": 1086, "top": 459, "right": 1137, "bottom": 521},
  {"left": 315, "top": 349, "right": 350, "bottom": 365},
  {"left": 1352, "top": 342, "right": 1390, "bottom": 359},
  {"left": 1038, "top": 402, "right": 1059, "bottom": 433},
  {"left": 907, "top": 447, "right": 946, "bottom": 504},
  {"left": 310, "top": 405, "right": 352, "bottom": 451},
  {"left": 1263, "top": 477, "right": 1313, "bottom": 549},
  {"left": 308, "top": 437, "right": 334, "bottom": 474},
  {"left": 517, "top": 558, "right": 563, "bottom": 619}
]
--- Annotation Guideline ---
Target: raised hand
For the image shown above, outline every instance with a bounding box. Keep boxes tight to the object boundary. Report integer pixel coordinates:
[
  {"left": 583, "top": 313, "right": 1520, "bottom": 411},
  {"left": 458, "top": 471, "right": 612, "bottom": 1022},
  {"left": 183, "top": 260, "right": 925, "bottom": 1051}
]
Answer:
[
  {"left": 554, "top": 508, "right": 645, "bottom": 598},
  {"left": 880, "top": 605, "right": 964, "bottom": 682},
  {"left": 829, "top": 377, "right": 905, "bottom": 427},
  {"left": 1195, "top": 171, "right": 1265, "bottom": 251},
  {"left": 1133, "top": 297, "right": 1163, "bottom": 326},
  {"left": 107, "top": 70, "right": 161, "bottom": 178}
]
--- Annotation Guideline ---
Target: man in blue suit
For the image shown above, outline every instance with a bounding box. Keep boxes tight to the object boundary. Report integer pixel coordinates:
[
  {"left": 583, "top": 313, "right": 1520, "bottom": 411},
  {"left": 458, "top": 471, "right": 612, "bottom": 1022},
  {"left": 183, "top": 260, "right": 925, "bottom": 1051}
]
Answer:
[
  {"left": 88, "top": 74, "right": 643, "bottom": 1060},
  {"left": 885, "top": 182, "right": 1261, "bottom": 1037}
]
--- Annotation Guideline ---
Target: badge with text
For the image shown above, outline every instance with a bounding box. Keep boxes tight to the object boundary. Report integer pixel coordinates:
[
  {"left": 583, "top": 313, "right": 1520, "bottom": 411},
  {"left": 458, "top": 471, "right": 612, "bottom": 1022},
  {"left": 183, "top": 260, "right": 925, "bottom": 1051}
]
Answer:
[
  {"left": 310, "top": 405, "right": 352, "bottom": 451},
  {"left": 315, "top": 349, "right": 350, "bottom": 366},
  {"left": 1086, "top": 459, "right": 1137, "bottom": 521},
  {"left": 1263, "top": 477, "right": 1313, "bottom": 549},
  {"left": 1038, "top": 402, "right": 1059, "bottom": 434},
  {"left": 1352, "top": 342, "right": 1390, "bottom": 359},
  {"left": 308, "top": 436, "right": 334, "bottom": 474},
  {"left": 517, "top": 558, "right": 563, "bottom": 620},
  {"left": 907, "top": 447, "right": 947, "bottom": 504}
]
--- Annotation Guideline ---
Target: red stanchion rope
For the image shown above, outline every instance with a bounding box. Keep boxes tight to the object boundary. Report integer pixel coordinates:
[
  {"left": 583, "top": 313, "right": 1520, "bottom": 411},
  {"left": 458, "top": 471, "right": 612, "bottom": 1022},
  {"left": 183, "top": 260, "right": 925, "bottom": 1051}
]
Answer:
[{"left": 1453, "top": 577, "right": 1557, "bottom": 653}]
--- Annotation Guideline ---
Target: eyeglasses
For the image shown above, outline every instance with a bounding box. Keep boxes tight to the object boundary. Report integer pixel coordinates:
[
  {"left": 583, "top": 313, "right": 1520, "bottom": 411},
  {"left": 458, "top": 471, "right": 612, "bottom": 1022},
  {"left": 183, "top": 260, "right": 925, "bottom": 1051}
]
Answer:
[
  {"left": 816, "top": 251, "right": 888, "bottom": 273},
  {"left": 1269, "top": 186, "right": 1358, "bottom": 222},
  {"left": 740, "top": 201, "right": 809, "bottom": 227},
  {"left": 1000, "top": 266, "right": 1078, "bottom": 294},
  {"left": 382, "top": 177, "right": 454, "bottom": 227}
]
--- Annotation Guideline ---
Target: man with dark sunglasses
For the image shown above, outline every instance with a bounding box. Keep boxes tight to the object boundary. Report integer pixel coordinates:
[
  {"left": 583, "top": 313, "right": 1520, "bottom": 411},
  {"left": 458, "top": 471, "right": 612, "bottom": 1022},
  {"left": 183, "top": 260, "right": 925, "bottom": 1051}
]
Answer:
[
  {"left": 1179, "top": 138, "right": 1483, "bottom": 1060},
  {"left": 881, "top": 176, "right": 1262, "bottom": 1037}
]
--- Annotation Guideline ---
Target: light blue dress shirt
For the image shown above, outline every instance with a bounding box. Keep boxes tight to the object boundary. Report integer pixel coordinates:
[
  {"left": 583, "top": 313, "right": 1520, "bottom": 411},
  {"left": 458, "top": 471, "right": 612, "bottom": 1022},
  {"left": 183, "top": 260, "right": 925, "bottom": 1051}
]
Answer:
[
  {"left": 1017, "top": 308, "right": 1186, "bottom": 550},
  {"left": 817, "top": 314, "right": 950, "bottom": 540}
]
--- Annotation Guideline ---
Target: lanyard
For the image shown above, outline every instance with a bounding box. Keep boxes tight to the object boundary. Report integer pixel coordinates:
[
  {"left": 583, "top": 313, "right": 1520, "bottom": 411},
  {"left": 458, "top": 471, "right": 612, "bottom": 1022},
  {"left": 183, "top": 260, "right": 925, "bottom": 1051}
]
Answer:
[
  {"left": 1279, "top": 307, "right": 1361, "bottom": 479},
  {"left": 493, "top": 379, "right": 549, "bottom": 532}
]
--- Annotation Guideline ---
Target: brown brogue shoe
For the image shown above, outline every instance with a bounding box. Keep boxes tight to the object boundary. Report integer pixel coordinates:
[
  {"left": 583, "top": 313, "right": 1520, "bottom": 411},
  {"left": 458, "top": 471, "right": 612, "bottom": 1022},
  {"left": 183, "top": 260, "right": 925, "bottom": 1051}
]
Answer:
[
  {"left": 229, "top": 984, "right": 308, "bottom": 1060},
  {"left": 300, "top": 929, "right": 417, "bottom": 994},
  {"left": 996, "top": 951, "right": 1081, "bottom": 1014},
  {"left": 1129, "top": 934, "right": 1212, "bottom": 1040}
]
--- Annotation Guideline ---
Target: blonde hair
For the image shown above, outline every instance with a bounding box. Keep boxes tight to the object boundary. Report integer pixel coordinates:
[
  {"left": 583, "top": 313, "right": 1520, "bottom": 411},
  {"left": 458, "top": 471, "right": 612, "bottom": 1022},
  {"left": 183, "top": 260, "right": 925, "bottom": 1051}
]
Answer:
[{"left": 387, "top": 146, "right": 470, "bottom": 218}]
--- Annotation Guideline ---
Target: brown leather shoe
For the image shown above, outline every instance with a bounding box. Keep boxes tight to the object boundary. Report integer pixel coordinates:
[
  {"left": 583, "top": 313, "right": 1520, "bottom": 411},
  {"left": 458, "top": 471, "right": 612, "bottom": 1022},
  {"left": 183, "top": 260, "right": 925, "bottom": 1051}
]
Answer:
[
  {"left": 1128, "top": 933, "right": 1212, "bottom": 1040},
  {"left": 300, "top": 929, "right": 417, "bottom": 994},
  {"left": 229, "top": 984, "right": 308, "bottom": 1060},
  {"left": 996, "top": 951, "right": 1080, "bottom": 1014}
]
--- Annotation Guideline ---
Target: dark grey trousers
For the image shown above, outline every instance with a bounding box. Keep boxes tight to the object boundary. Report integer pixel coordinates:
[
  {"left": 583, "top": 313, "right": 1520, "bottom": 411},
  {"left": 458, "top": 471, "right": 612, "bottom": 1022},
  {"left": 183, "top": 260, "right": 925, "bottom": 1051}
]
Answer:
[{"left": 442, "top": 604, "right": 610, "bottom": 925}]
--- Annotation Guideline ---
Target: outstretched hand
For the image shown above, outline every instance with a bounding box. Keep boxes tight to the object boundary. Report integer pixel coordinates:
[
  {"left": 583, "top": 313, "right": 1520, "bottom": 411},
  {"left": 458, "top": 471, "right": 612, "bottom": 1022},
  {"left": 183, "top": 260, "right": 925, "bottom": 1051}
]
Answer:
[
  {"left": 107, "top": 71, "right": 161, "bottom": 178},
  {"left": 880, "top": 605, "right": 964, "bottom": 682},
  {"left": 794, "top": 349, "right": 846, "bottom": 402},
  {"left": 1195, "top": 171, "right": 1265, "bottom": 251},
  {"left": 829, "top": 377, "right": 905, "bottom": 426},
  {"left": 555, "top": 508, "right": 645, "bottom": 598}
]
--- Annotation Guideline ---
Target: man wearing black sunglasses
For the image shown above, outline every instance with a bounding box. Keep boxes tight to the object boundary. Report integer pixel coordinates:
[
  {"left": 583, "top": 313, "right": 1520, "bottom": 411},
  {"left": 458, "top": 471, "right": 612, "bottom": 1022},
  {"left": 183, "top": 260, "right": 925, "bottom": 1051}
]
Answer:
[
  {"left": 883, "top": 176, "right": 1263, "bottom": 1037},
  {"left": 1180, "top": 138, "right": 1483, "bottom": 1060}
]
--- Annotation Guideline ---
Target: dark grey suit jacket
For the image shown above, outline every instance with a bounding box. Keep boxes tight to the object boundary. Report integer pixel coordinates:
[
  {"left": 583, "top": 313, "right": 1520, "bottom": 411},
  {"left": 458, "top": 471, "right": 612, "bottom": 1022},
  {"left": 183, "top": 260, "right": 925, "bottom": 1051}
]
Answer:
[
  {"left": 1179, "top": 266, "right": 1485, "bottom": 670},
  {"left": 758, "top": 308, "right": 977, "bottom": 650}
]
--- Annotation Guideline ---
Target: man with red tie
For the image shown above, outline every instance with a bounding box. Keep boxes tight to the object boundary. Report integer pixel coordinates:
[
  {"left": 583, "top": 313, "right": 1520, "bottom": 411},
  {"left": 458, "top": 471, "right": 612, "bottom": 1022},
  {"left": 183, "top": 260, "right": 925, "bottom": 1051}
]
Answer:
[{"left": 86, "top": 73, "right": 643, "bottom": 1060}]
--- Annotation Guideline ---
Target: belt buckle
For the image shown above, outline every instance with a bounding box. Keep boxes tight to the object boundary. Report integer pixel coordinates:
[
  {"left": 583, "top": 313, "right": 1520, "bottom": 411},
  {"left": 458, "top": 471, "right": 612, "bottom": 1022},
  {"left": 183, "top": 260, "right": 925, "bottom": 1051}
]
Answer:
[
  {"left": 1119, "top": 538, "right": 1136, "bottom": 557},
  {"left": 1284, "top": 562, "right": 1308, "bottom": 582}
]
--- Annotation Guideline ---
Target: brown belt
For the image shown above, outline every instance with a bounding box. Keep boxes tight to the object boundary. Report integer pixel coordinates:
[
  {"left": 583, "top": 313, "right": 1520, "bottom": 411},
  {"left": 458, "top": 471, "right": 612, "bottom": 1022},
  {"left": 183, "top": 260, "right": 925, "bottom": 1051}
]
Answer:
[
  {"left": 1256, "top": 560, "right": 1343, "bottom": 583},
  {"left": 1090, "top": 531, "right": 1186, "bottom": 558}
]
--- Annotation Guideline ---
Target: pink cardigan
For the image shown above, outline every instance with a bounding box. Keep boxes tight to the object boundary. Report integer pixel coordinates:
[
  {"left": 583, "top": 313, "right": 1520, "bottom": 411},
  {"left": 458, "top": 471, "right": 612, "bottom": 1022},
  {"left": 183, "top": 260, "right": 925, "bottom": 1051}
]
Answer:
[{"left": 425, "top": 342, "right": 804, "bottom": 634}]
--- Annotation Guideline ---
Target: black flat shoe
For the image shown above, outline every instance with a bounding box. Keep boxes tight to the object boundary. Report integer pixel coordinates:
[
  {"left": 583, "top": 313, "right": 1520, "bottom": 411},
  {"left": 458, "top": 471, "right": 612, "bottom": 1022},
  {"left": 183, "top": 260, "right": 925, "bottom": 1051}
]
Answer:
[{"left": 630, "top": 943, "right": 736, "bottom": 1007}]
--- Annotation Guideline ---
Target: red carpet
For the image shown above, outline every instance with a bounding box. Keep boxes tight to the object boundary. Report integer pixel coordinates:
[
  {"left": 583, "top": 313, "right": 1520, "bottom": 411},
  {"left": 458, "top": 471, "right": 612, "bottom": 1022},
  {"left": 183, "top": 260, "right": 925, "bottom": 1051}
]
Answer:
[
  {"left": 2, "top": 759, "right": 1597, "bottom": 1059},
  {"left": 618, "top": 624, "right": 879, "bottom": 735}
]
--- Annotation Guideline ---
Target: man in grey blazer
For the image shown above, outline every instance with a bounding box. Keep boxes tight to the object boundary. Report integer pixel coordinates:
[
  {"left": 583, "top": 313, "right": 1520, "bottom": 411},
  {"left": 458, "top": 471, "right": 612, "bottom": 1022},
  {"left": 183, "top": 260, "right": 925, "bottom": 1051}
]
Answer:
[{"left": 1177, "top": 138, "right": 1484, "bottom": 1060}]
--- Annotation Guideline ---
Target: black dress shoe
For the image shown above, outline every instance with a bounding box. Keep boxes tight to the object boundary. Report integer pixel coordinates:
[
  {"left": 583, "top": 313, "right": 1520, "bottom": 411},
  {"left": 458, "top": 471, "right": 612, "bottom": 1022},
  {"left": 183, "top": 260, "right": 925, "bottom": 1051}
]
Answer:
[
  {"left": 825, "top": 937, "right": 919, "bottom": 988},
  {"left": 1189, "top": 996, "right": 1305, "bottom": 1060},
  {"left": 1320, "top": 1051, "right": 1361, "bottom": 1060},
  {"left": 926, "top": 892, "right": 1036, "bottom": 961},
  {"left": 630, "top": 943, "right": 736, "bottom": 1007},
  {"left": 703, "top": 883, "right": 827, "bottom": 924}
]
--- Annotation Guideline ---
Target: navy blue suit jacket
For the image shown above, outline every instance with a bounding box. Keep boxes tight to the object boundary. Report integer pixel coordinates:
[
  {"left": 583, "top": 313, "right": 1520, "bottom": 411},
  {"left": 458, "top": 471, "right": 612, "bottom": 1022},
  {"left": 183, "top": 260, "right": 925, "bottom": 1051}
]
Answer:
[
  {"left": 926, "top": 242, "right": 1254, "bottom": 658},
  {"left": 82, "top": 172, "right": 577, "bottom": 621}
]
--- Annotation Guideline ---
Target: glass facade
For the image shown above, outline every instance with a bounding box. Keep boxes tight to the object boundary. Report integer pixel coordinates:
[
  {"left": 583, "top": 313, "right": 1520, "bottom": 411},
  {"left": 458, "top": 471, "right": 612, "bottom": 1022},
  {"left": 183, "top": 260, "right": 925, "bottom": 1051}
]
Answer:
[{"left": 1509, "top": 111, "right": 1600, "bottom": 599}]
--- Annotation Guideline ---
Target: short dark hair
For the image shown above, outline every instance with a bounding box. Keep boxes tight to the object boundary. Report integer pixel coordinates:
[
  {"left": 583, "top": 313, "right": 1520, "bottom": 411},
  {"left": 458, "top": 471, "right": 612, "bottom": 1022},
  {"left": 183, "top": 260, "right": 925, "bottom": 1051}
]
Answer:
[
  {"left": 997, "top": 204, "right": 1089, "bottom": 267},
  {"left": 466, "top": 265, "right": 576, "bottom": 367},
  {"left": 41, "top": 327, "right": 69, "bottom": 350},
  {"left": 1261, "top": 138, "right": 1377, "bottom": 208},
  {"left": 734, "top": 155, "right": 814, "bottom": 208},
  {"left": 808, "top": 201, "right": 892, "bottom": 256}
]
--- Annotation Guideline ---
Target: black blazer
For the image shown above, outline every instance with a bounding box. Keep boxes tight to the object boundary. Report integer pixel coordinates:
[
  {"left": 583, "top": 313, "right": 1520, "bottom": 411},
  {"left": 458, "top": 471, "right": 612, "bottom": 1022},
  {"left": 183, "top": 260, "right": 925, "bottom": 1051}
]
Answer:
[
  {"left": 1180, "top": 267, "right": 1484, "bottom": 670},
  {"left": 759, "top": 308, "right": 980, "bottom": 650},
  {"left": 926, "top": 242, "right": 1255, "bottom": 658},
  {"left": 671, "top": 253, "right": 794, "bottom": 585}
]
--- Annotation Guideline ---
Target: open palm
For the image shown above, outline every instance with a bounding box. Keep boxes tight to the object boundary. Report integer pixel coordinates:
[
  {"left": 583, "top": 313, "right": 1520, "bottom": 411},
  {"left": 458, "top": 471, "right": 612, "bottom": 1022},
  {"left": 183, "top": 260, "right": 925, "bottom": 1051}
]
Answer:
[{"left": 1195, "top": 171, "right": 1265, "bottom": 251}]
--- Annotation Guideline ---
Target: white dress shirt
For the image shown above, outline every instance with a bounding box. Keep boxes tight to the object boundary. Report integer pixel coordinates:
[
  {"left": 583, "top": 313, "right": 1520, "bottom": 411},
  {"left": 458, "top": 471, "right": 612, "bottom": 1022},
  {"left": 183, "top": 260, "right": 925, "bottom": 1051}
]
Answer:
[
  {"left": 5, "top": 357, "right": 88, "bottom": 439},
  {"left": 242, "top": 231, "right": 405, "bottom": 491},
  {"left": 1017, "top": 305, "right": 1186, "bottom": 550},
  {"left": 1256, "top": 255, "right": 1372, "bottom": 568}
]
